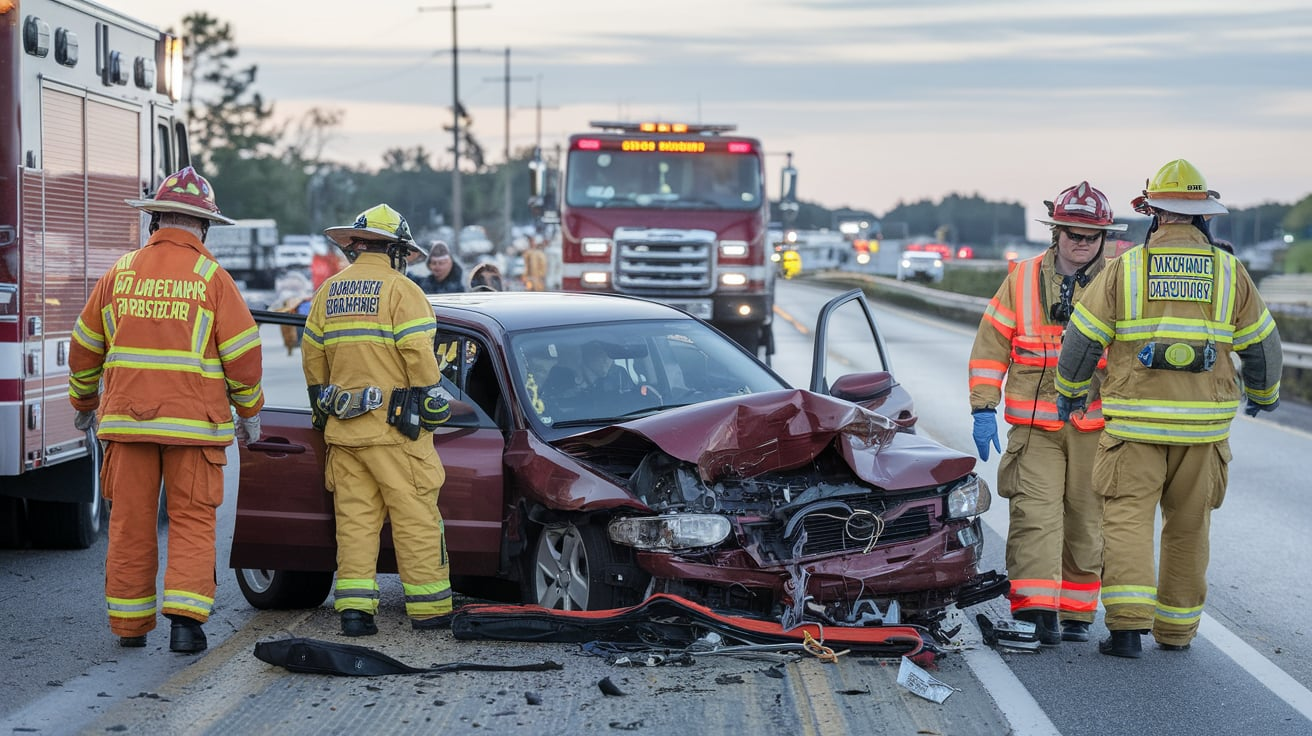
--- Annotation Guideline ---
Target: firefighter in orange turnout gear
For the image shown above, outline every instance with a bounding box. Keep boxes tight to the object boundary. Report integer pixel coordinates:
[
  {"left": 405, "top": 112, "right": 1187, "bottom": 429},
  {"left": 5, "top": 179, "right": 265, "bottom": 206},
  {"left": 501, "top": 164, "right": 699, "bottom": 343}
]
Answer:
[
  {"left": 1057, "top": 160, "right": 1282, "bottom": 658},
  {"left": 303, "top": 204, "right": 453, "bottom": 637},
  {"left": 68, "top": 167, "right": 264, "bottom": 652},
  {"left": 967, "top": 182, "right": 1127, "bottom": 645}
]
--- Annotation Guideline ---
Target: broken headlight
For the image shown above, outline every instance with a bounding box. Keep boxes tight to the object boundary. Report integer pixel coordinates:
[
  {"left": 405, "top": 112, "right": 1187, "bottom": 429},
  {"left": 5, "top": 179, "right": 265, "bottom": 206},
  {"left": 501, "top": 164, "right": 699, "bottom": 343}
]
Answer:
[
  {"left": 607, "top": 514, "right": 732, "bottom": 551},
  {"left": 946, "top": 475, "right": 991, "bottom": 520}
]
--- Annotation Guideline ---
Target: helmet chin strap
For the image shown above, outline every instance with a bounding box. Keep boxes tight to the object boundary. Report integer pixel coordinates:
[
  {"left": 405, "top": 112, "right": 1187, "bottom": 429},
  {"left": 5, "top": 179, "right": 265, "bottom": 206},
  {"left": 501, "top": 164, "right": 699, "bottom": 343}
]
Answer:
[{"left": 388, "top": 243, "right": 410, "bottom": 273}]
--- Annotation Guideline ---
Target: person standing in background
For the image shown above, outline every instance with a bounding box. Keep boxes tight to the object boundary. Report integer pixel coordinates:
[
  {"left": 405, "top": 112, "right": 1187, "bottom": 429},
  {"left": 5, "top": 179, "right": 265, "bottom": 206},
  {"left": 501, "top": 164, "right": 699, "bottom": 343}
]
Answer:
[
  {"left": 522, "top": 236, "right": 548, "bottom": 292},
  {"left": 412, "top": 241, "right": 465, "bottom": 294}
]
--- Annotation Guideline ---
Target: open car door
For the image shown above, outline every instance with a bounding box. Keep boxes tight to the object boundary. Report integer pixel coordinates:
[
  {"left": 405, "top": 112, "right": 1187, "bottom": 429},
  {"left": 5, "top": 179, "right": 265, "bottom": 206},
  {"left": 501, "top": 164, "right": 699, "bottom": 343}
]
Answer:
[
  {"left": 229, "top": 309, "right": 507, "bottom": 610},
  {"left": 808, "top": 289, "right": 916, "bottom": 430}
]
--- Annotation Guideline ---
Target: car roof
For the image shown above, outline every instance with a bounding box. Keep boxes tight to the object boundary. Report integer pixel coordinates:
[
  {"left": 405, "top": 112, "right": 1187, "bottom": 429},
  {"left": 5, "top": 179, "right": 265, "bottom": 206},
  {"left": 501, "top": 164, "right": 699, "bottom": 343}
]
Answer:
[{"left": 426, "top": 291, "right": 691, "bottom": 332}]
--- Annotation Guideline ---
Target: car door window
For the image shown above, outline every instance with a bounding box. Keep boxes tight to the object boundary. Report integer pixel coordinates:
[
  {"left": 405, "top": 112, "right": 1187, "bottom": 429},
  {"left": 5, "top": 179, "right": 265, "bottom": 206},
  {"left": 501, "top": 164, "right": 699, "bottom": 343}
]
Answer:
[
  {"left": 435, "top": 332, "right": 500, "bottom": 429},
  {"left": 256, "top": 322, "right": 311, "bottom": 410}
]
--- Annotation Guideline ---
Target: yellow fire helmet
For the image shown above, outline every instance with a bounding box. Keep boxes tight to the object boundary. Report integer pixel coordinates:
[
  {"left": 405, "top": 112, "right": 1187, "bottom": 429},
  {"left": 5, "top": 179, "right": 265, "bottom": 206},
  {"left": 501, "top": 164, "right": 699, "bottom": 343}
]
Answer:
[
  {"left": 324, "top": 204, "right": 429, "bottom": 258},
  {"left": 1131, "top": 159, "right": 1227, "bottom": 217}
]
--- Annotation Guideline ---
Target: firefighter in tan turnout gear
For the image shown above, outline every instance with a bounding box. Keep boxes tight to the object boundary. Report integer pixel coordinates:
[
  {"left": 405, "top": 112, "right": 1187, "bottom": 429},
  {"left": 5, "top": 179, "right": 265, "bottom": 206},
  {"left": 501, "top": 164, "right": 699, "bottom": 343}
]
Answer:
[
  {"left": 1056, "top": 159, "right": 1282, "bottom": 658},
  {"left": 68, "top": 167, "right": 264, "bottom": 652},
  {"left": 968, "top": 182, "right": 1127, "bottom": 646},
  {"left": 303, "top": 204, "right": 453, "bottom": 636}
]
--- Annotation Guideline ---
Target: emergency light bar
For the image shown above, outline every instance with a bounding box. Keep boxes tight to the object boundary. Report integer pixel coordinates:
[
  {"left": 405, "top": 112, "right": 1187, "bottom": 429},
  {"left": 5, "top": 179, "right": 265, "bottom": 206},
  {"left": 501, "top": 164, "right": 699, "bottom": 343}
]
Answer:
[{"left": 589, "top": 121, "right": 738, "bottom": 135}]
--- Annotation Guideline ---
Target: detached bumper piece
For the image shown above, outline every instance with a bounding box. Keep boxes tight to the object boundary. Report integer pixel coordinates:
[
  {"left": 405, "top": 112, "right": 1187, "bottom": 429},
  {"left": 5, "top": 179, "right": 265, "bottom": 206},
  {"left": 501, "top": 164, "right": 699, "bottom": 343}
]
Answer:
[
  {"left": 955, "top": 570, "right": 1010, "bottom": 609},
  {"left": 450, "top": 593, "right": 926, "bottom": 658}
]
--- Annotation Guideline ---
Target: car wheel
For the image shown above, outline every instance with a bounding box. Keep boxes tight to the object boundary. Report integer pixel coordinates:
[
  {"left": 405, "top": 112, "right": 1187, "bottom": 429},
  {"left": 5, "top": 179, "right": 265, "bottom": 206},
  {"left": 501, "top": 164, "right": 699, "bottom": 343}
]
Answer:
[
  {"left": 525, "top": 519, "right": 646, "bottom": 611},
  {"left": 235, "top": 568, "right": 333, "bottom": 610}
]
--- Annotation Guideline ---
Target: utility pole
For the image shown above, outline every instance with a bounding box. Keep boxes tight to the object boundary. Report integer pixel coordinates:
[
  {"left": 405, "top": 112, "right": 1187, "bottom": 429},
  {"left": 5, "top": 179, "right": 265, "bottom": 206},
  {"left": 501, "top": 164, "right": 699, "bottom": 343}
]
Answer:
[
  {"left": 484, "top": 47, "right": 530, "bottom": 256},
  {"left": 420, "top": 2, "right": 490, "bottom": 253}
]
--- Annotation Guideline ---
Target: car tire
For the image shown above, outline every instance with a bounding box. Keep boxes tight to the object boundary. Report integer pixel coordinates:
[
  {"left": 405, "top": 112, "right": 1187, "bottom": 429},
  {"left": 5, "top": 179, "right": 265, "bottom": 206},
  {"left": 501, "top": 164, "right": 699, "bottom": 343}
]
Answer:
[
  {"left": 524, "top": 518, "right": 647, "bottom": 611},
  {"left": 235, "top": 568, "right": 333, "bottom": 610}
]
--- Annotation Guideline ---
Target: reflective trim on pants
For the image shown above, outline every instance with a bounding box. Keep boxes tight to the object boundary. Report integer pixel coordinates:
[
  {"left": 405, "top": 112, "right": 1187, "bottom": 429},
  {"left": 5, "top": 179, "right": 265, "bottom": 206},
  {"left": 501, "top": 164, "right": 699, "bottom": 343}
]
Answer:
[
  {"left": 328, "top": 441, "right": 448, "bottom": 617},
  {"left": 103, "top": 441, "right": 226, "bottom": 637},
  {"left": 1095, "top": 435, "right": 1228, "bottom": 642},
  {"left": 997, "top": 423, "right": 1103, "bottom": 622}
]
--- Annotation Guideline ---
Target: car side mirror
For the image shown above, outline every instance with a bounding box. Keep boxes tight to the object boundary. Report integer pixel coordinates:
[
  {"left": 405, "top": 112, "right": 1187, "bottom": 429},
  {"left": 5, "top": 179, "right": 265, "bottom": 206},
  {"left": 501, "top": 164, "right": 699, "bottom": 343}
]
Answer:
[{"left": 830, "top": 371, "right": 894, "bottom": 403}]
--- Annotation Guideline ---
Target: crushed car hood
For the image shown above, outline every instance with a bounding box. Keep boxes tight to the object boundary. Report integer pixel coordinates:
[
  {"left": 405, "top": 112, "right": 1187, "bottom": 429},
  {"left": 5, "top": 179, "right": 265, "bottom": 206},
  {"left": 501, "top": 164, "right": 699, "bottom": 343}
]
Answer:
[{"left": 565, "top": 389, "right": 975, "bottom": 490}]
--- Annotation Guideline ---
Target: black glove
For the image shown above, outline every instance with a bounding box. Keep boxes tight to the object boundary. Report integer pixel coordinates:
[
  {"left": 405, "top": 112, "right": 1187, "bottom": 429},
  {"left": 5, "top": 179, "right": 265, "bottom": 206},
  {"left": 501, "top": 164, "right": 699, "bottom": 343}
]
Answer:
[
  {"left": 308, "top": 385, "right": 328, "bottom": 431},
  {"left": 1056, "top": 394, "right": 1086, "bottom": 422},
  {"left": 1244, "top": 398, "right": 1278, "bottom": 417}
]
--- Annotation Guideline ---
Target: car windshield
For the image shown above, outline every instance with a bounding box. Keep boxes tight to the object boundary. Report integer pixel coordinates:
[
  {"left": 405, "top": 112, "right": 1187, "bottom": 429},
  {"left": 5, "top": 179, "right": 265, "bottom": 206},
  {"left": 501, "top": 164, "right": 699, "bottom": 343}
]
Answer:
[
  {"left": 565, "top": 150, "right": 763, "bottom": 211},
  {"left": 508, "top": 319, "right": 787, "bottom": 435}
]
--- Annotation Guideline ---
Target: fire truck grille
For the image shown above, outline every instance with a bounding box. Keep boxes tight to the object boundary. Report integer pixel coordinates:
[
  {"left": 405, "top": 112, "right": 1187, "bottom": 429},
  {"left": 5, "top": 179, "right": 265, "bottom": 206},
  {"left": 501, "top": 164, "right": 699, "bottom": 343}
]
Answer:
[{"left": 615, "top": 239, "right": 714, "bottom": 296}]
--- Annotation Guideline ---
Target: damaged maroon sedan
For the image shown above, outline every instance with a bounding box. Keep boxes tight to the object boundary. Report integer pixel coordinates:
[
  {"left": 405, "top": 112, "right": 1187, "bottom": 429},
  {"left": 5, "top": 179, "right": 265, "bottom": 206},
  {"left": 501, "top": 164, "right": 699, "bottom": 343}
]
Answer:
[{"left": 230, "top": 289, "right": 1005, "bottom": 637}]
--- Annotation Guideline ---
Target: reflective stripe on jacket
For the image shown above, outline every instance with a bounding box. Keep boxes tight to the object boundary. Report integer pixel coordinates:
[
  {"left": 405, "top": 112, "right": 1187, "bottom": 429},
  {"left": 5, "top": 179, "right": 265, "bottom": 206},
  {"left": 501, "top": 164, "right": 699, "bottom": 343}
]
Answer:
[
  {"left": 68, "top": 228, "right": 264, "bottom": 445},
  {"left": 302, "top": 252, "right": 442, "bottom": 446},
  {"left": 968, "top": 251, "right": 1104, "bottom": 431},
  {"left": 1055, "top": 224, "right": 1281, "bottom": 444}
]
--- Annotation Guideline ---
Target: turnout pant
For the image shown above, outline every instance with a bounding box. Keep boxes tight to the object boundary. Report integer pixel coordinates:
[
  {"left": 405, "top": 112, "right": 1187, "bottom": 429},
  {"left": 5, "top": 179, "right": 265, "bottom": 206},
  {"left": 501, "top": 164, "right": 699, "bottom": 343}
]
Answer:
[
  {"left": 997, "top": 423, "right": 1102, "bottom": 623},
  {"left": 326, "top": 439, "right": 452, "bottom": 620},
  {"left": 1094, "top": 435, "right": 1229, "bottom": 646},
  {"left": 102, "top": 441, "right": 227, "bottom": 637}
]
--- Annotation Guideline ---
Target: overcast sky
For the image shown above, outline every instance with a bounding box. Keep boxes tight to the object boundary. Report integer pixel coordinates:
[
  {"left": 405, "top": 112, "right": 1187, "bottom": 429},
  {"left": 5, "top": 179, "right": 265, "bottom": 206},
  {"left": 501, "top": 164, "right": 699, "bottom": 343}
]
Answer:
[{"left": 112, "top": 0, "right": 1312, "bottom": 239}]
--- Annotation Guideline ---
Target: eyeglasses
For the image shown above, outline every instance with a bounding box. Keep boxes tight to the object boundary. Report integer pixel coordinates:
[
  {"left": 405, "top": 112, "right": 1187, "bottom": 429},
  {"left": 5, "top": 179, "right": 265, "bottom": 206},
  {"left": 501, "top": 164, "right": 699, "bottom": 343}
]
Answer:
[{"left": 1061, "top": 229, "right": 1103, "bottom": 244}]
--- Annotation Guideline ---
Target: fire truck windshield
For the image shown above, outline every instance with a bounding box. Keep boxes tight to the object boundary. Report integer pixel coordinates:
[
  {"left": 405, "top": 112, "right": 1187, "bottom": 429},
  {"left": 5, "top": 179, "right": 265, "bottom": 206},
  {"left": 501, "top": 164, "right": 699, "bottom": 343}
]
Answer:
[{"left": 565, "top": 150, "right": 762, "bottom": 211}]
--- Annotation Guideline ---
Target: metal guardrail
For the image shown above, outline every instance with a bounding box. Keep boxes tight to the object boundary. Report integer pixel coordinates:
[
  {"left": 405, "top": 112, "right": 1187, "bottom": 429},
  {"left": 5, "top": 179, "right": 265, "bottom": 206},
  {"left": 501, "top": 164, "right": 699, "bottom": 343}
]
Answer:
[
  {"left": 1286, "top": 343, "right": 1312, "bottom": 370},
  {"left": 814, "top": 269, "right": 1312, "bottom": 371}
]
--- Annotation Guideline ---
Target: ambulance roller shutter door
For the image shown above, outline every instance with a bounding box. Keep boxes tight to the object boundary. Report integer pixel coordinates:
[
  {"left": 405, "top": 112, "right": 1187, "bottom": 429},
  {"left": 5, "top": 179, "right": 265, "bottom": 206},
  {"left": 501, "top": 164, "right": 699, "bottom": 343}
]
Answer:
[
  {"left": 37, "top": 88, "right": 85, "bottom": 462},
  {"left": 86, "top": 101, "right": 139, "bottom": 277}
]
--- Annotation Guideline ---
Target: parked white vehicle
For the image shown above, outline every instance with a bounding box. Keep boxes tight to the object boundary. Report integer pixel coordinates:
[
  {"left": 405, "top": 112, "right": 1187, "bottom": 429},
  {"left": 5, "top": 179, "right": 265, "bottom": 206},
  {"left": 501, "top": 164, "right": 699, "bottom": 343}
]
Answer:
[
  {"left": 273, "top": 244, "right": 314, "bottom": 270},
  {"left": 897, "top": 251, "right": 944, "bottom": 283}
]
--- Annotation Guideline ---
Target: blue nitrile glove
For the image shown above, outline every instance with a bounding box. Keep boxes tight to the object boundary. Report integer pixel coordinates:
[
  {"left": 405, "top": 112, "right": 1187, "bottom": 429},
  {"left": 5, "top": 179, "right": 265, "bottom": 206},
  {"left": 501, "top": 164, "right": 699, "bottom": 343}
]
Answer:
[
  {"left": 1056, "top": 394, "right": 1086, "bottom": 422},
  {"left": 972, "top": 409, "right": 1001, "bottom": 461},
  {"left": 1244, "top": 397, "right": 1278, "bottom": 417}
]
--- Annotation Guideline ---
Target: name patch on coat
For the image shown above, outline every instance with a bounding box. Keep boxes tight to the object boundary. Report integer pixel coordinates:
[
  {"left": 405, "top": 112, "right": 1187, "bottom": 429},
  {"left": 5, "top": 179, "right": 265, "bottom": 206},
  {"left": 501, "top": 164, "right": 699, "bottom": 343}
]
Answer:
[
  {"left": 1147, "top": 254, "right": 1213, "bottom": 302},
  {"left": 325, "top": 279, "right": 382, "bottom": 316}
]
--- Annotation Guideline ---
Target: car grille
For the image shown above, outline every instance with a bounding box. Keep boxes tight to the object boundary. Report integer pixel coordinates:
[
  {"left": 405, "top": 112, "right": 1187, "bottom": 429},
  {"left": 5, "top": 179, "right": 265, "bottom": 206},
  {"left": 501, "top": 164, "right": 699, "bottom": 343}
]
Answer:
[
  {"left": 752, "top": 500, "right": 937, "bottom": 560},
  {"left": 615, "top": 234, "right": 713, "bottom": 296}
]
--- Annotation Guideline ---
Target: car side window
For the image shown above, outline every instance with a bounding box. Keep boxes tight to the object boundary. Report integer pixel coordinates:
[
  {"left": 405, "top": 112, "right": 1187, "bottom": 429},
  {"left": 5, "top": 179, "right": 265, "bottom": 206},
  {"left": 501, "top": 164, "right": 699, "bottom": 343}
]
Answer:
[
  {"left": 255, "top": 321, "right": 311, "bottom": 410},
  {"left": 434, "top": 332, "right": 500, "bottom": 429}
]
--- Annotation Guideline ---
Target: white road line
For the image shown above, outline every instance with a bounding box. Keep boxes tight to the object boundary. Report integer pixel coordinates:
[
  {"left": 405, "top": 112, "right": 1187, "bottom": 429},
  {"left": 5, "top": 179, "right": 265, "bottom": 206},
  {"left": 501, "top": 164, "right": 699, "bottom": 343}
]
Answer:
[
  {"left": 960, "top": 644, "right": 1061, "bottom": 736},
  {"left": 1199, "top": 614, "right": 1312, "bottom": 721}
]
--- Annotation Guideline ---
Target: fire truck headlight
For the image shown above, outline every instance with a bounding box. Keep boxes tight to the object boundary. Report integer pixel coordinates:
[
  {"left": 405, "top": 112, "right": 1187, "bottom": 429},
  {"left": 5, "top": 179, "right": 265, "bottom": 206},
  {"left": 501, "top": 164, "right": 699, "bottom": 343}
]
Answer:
[
  {"left": 582, "top": 271, "right": 609, "bottom": 286},
  {"left": 581, "top": 238, "right": 612, "bottom": 256},
  {"left": 719, "top": 240, "right": 748, "bottom": 258},
  {"left": 720, "top": 273, "right": 748, "bottom": 287},
  {"left": 736, "top": 303, "right": 753, "bottom": 317},
  {"left": 856, "top": 253, "right": 870, "bottom": 265},
  {"left": 770, "top": 252, "right": 781, "bottom": 263}
]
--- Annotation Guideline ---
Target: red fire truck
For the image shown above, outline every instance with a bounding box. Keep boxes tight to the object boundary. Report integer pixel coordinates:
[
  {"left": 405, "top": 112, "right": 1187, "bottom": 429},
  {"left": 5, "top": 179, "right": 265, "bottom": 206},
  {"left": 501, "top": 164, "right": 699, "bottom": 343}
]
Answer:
[
  {"left": 552, "top": 121, "right": 777, "bottom": 358},
  {"left": 1, "top": 0, "right": 189, "bottom": 548}
]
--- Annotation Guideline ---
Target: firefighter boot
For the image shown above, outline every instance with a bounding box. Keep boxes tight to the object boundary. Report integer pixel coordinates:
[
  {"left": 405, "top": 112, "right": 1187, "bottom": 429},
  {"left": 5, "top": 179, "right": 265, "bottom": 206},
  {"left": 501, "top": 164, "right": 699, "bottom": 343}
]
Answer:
[
  {"left": 118, "top": 635, "right": 147, "bottom": 648},
  {"left": 1098, "top": 630, "right": 1146, "bottom": 659},
  {"left": 341, "top": 610, "right": 378, "bottom": 637},
  {"left": 166, "top": 614, "right": 208, "bottom": 654},
  {"left": 1016, "top": 610, "right": 1061, "bottom": 646},
  {"left": 1061, "top": 620, "right": 1091, "bottom": 642}
]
